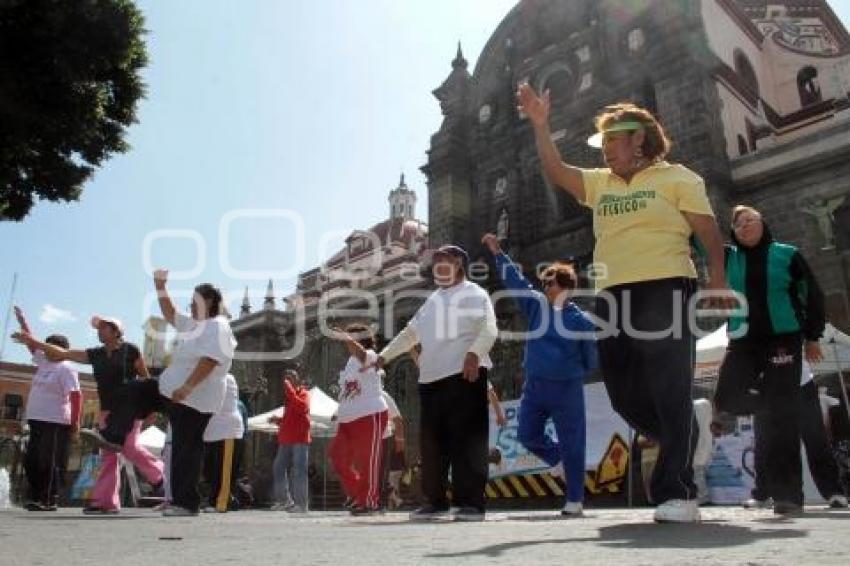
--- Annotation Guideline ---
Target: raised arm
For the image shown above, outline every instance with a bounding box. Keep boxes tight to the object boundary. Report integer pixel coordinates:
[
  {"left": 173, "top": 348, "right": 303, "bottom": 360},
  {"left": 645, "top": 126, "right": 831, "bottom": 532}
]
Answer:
[
  {"left": 517, "top": 83, "right": 586, "bottom": 202},
  {"left": 330, "top": 327, "right": 368, "bottom": 364},
  {"left": 153, "top": 269, "right": 177, "bottom": 326},
  {"left": 11, "top": 332, "right": 90, "bottom": 364},
  {"left": 482, "top": 233, "right": 545, "bottom": 319},
  {"left": 13, "top": 306, "right": 36, "bottom": 354},
  {"left": 375, "top": 323, "right": 420, "bottom": 371}
]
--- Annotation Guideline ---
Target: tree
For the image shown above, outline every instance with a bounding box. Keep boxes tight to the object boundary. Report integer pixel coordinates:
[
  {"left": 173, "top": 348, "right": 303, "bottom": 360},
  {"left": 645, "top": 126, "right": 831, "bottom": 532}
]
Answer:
[{"left": 0, "top": 0, "right": 148, "bottom": 220}]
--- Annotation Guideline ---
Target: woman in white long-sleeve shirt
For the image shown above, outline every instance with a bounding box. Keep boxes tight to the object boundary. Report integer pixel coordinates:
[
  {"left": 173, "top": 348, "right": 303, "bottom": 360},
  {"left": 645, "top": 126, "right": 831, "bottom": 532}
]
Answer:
[{"left": 372, "top": 244, "right": 498, "bottom": 522}]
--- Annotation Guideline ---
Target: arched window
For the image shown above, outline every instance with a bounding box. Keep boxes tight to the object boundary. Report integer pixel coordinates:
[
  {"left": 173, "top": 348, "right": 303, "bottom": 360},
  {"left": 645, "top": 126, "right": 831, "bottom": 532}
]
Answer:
[
  {"left": 733, "top": 50, "right": 759, "bottom": 98},
  {"left": 737, "top": 135, "right": 748, "bottom": 156},
  {"left": 797, "top": 66, "right": 822, "bottom": 107},
  {"left": 537, "top": 63, "right": 574, "bottom": 104}
]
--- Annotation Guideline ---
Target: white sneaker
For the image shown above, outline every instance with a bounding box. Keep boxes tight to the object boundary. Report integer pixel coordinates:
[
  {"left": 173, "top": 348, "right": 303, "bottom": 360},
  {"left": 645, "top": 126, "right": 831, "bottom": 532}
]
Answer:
[
  {"left": 654, "top": 499, "right": 700, "bottom": 523},
  {"left": 560, "top": 501, "right": 583, "bottom": 517},
  {"left": 270, "top": 502, "right": 294, "bottom": 512},
  {"left": 549, "top": 462, "right": 565, "bottom": 481},
  {"left": 742, "top": 497, "right": 773, "bottom": 510},
  {"left": 828, "top": 494, "right": 848, "bottom": 508},
  {"left": 162, "top": 506, "right": 199, "bottom": 517}
]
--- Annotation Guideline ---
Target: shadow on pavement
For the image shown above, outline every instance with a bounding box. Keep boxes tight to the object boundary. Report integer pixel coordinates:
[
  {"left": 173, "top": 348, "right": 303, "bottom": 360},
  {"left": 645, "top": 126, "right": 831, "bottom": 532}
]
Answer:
[
  {"left": 424, "top": 522, "right": 807, "bottom": 558},
  {"left": 17, "top": 514, "right": 155, "bottom": 521}
]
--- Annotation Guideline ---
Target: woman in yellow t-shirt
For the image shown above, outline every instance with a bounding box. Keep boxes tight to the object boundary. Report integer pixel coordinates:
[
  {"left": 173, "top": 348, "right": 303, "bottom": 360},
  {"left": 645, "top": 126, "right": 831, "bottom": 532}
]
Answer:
[{"left": 517, "top": 84, "right": 729, "bottom": 524}]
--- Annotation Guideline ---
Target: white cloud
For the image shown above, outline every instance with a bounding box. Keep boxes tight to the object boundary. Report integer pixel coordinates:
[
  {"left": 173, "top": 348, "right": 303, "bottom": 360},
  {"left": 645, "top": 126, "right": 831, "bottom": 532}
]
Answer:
[{"left": 39, "top": 304, "right": 77, "bottom": 325}]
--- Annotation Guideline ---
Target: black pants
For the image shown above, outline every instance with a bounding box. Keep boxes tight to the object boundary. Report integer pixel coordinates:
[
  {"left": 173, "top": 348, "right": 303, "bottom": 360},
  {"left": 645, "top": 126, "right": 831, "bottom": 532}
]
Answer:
[
  {"left": 751, "top": 380, "right": 842, "bottom": 501},
  {"left": 715, "top": 335, "right": 803, "bottom": 505},
  {"left": 419, "top": 370, "right": 489, "bottom": 511},
  {"left": 596, "top": 277, "right": 698, "bottom": 503},
  {"left": 103, "top": 379, "right": 212, "bottom": 512},
  {"left": 24, "top": 420, "right": 71, "bottom": 506}
]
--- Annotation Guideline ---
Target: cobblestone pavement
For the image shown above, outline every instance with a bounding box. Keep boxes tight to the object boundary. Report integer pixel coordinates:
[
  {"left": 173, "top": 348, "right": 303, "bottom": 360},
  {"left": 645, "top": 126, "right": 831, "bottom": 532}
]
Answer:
[{"left": 1, "top": 505, "right": 848, "bottom": 565}]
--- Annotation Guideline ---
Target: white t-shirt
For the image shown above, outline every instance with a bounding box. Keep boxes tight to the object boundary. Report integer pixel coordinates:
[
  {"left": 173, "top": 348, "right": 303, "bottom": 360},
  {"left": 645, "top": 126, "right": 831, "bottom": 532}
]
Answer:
[
  {"left": 408, "top": 280, "right": 496, "bottom": 384},
  {"left": 204, "top": 374, "right": 244, "bottom": 442},
  {"left": 382, "top": 391, "right": 401, "bottom": 439},
  {"left": 159, "top": 313, "right": 236, "bottom": 414},
  {"left": 336, "top": 350, "right": 388, "bottom": 423},
  {"left": 25, "top": 351, "right": 80, "bottom": 425}
]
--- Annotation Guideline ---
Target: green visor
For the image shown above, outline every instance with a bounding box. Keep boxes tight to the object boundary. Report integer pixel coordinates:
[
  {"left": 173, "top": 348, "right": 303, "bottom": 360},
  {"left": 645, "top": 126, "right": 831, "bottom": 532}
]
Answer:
[{"left": 586, "top": 120, "right": 644, "bottom": 148}]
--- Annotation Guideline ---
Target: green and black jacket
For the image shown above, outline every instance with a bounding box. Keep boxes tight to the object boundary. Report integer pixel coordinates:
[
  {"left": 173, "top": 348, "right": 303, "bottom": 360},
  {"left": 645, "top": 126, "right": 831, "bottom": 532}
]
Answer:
[{"left": 725, "top": 223, "right": 825, "bottom": 343}]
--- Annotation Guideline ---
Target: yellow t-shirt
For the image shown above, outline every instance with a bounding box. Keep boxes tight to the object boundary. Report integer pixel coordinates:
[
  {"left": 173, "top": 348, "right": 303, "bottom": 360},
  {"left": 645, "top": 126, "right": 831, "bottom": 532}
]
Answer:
[{"left": 580, "top": 161, "right": 714, "bottom": 290}]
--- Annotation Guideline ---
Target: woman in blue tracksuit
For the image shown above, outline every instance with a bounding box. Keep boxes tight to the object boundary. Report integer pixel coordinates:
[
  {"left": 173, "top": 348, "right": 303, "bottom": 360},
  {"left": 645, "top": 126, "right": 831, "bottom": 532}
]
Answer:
[{"left": 482, "top": 233, "right": 598, "bottom": 516}]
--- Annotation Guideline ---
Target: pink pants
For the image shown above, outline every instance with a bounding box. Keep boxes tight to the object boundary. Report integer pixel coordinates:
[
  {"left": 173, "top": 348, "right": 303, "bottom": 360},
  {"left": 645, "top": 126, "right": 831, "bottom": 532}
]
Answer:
[{"left": 90, "top": 415, "right": 164, "bottom": 510}]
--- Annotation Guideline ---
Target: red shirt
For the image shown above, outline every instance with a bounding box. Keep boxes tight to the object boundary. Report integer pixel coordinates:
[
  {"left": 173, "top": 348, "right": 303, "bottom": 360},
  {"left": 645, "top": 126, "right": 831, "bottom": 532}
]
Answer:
[{"left": 277, "top": 381, "right": 311, "bottom": 445}]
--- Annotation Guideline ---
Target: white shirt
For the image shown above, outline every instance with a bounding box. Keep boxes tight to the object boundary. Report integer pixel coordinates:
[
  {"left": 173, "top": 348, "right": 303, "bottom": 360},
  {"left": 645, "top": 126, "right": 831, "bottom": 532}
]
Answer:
[
  {"left": 204, "top": 374, "right": 244, "bottom": 442},
  {"left": 336, "top": 351, "right": 388, "bottom": 423},
  {"left": 380, "top": 280, "right": 498, "bottom": 384},
  {"left": 382, "top": 391, "right": 401, "bottom": 439},
  {"left": 159, "top": 313, "right": 237, "bottom": 414},
  {"left": 25, "top": 351, "right": 80, "bottom": 425}
]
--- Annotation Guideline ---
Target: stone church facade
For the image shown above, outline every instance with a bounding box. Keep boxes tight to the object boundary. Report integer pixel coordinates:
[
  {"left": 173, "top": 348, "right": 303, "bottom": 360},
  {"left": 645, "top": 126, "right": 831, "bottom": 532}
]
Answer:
[
  {"left": 423, "top": 0, "right": 850, "bottom": 395},
  {"left": 230, "top": 0, "right": 850, "bottom": 487}
]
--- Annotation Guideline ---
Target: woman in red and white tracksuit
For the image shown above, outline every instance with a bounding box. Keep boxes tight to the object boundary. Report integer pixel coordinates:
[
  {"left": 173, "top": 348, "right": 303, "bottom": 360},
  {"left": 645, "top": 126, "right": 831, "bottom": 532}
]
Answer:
[{"left": 329, "top": 324, "right": 389, "bottom": 515}]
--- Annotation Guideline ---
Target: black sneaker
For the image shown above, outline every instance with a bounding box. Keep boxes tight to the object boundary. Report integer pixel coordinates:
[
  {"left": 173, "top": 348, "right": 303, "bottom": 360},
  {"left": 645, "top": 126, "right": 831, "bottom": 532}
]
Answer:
[
  {"left": 82, "top": 505, "right": 119, "bottom": 515},
  {"left": 25, "top": 501, "right": 56, "bottom": 511},
  {"left": 773, "top": 501, "right": 803, "bottom": 516},
  {"left": 409, "top": 505, "right": 450, "bottom": 521},
  {"left": 452, "top": 506, "right": 486, "bottom": 522},
  {"left": 349, "top": 506, "right": 379, "bottom": 516}
]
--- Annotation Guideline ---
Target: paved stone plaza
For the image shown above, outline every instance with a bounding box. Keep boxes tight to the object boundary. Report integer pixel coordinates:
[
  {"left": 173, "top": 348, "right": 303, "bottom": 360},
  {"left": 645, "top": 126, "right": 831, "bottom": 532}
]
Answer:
[{"left": 1, "top": 506, "right": 848, "bottom": 565}]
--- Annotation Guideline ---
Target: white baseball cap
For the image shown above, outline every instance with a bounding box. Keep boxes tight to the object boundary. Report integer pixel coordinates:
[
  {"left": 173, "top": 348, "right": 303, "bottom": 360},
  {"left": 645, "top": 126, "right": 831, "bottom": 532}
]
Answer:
[{"left": 91, "top": 315, "right": 125, "bottom": 335}]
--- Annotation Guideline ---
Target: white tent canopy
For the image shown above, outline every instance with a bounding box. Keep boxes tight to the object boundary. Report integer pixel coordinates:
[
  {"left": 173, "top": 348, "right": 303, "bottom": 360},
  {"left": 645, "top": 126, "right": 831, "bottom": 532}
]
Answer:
[
  {"left": 696, "top": 323, "right": 850, "bottom": 375},
  {"left": 138, "top": 425, "right": 166, "bottom": 457},
  {"left": 247, "top": 387, "right": 338, "bottom": 438}
]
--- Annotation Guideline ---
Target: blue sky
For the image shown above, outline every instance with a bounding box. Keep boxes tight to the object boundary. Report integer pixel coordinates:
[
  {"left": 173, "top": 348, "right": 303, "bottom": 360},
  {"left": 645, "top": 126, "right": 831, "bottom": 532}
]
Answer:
[
  {"left": 2, "top": 0, "right": 850, "bottom": 364},
  {"left": 0, "top": 0, "right": 518, "bottom": 363}
]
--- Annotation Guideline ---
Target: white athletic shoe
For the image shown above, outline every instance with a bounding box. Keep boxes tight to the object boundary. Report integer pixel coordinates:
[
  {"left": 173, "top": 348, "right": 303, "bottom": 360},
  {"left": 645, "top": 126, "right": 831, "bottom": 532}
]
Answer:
[
  {"left": 742, "top": 497, "right": 773, "bottom": 510},
  {"left": 828, "top": 494, "right": 848, "bottom": 508},
  {"left": 270, "top": 502, "right": 294, "bottom": 512},
  {"left": 561, "top": 501, "right": 583, "bottom": 517},
  {"left": 549, "top": 462, "right": 565, "bottom": 481},
  {"left": 451, "top": 507, "right": 486, "bottom": 522},
  {"left": 654, "top": 499, "right": 700, "bottom": 523},
  {"left": 162, "top": 506, "right": 199, "bottom": 517}
]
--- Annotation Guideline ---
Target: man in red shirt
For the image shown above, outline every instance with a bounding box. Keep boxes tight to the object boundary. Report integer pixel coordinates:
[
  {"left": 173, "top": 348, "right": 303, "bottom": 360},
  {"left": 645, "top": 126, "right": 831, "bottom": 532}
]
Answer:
[{"left": 268, "top": 369, "right": 311, "bottom": 512}]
